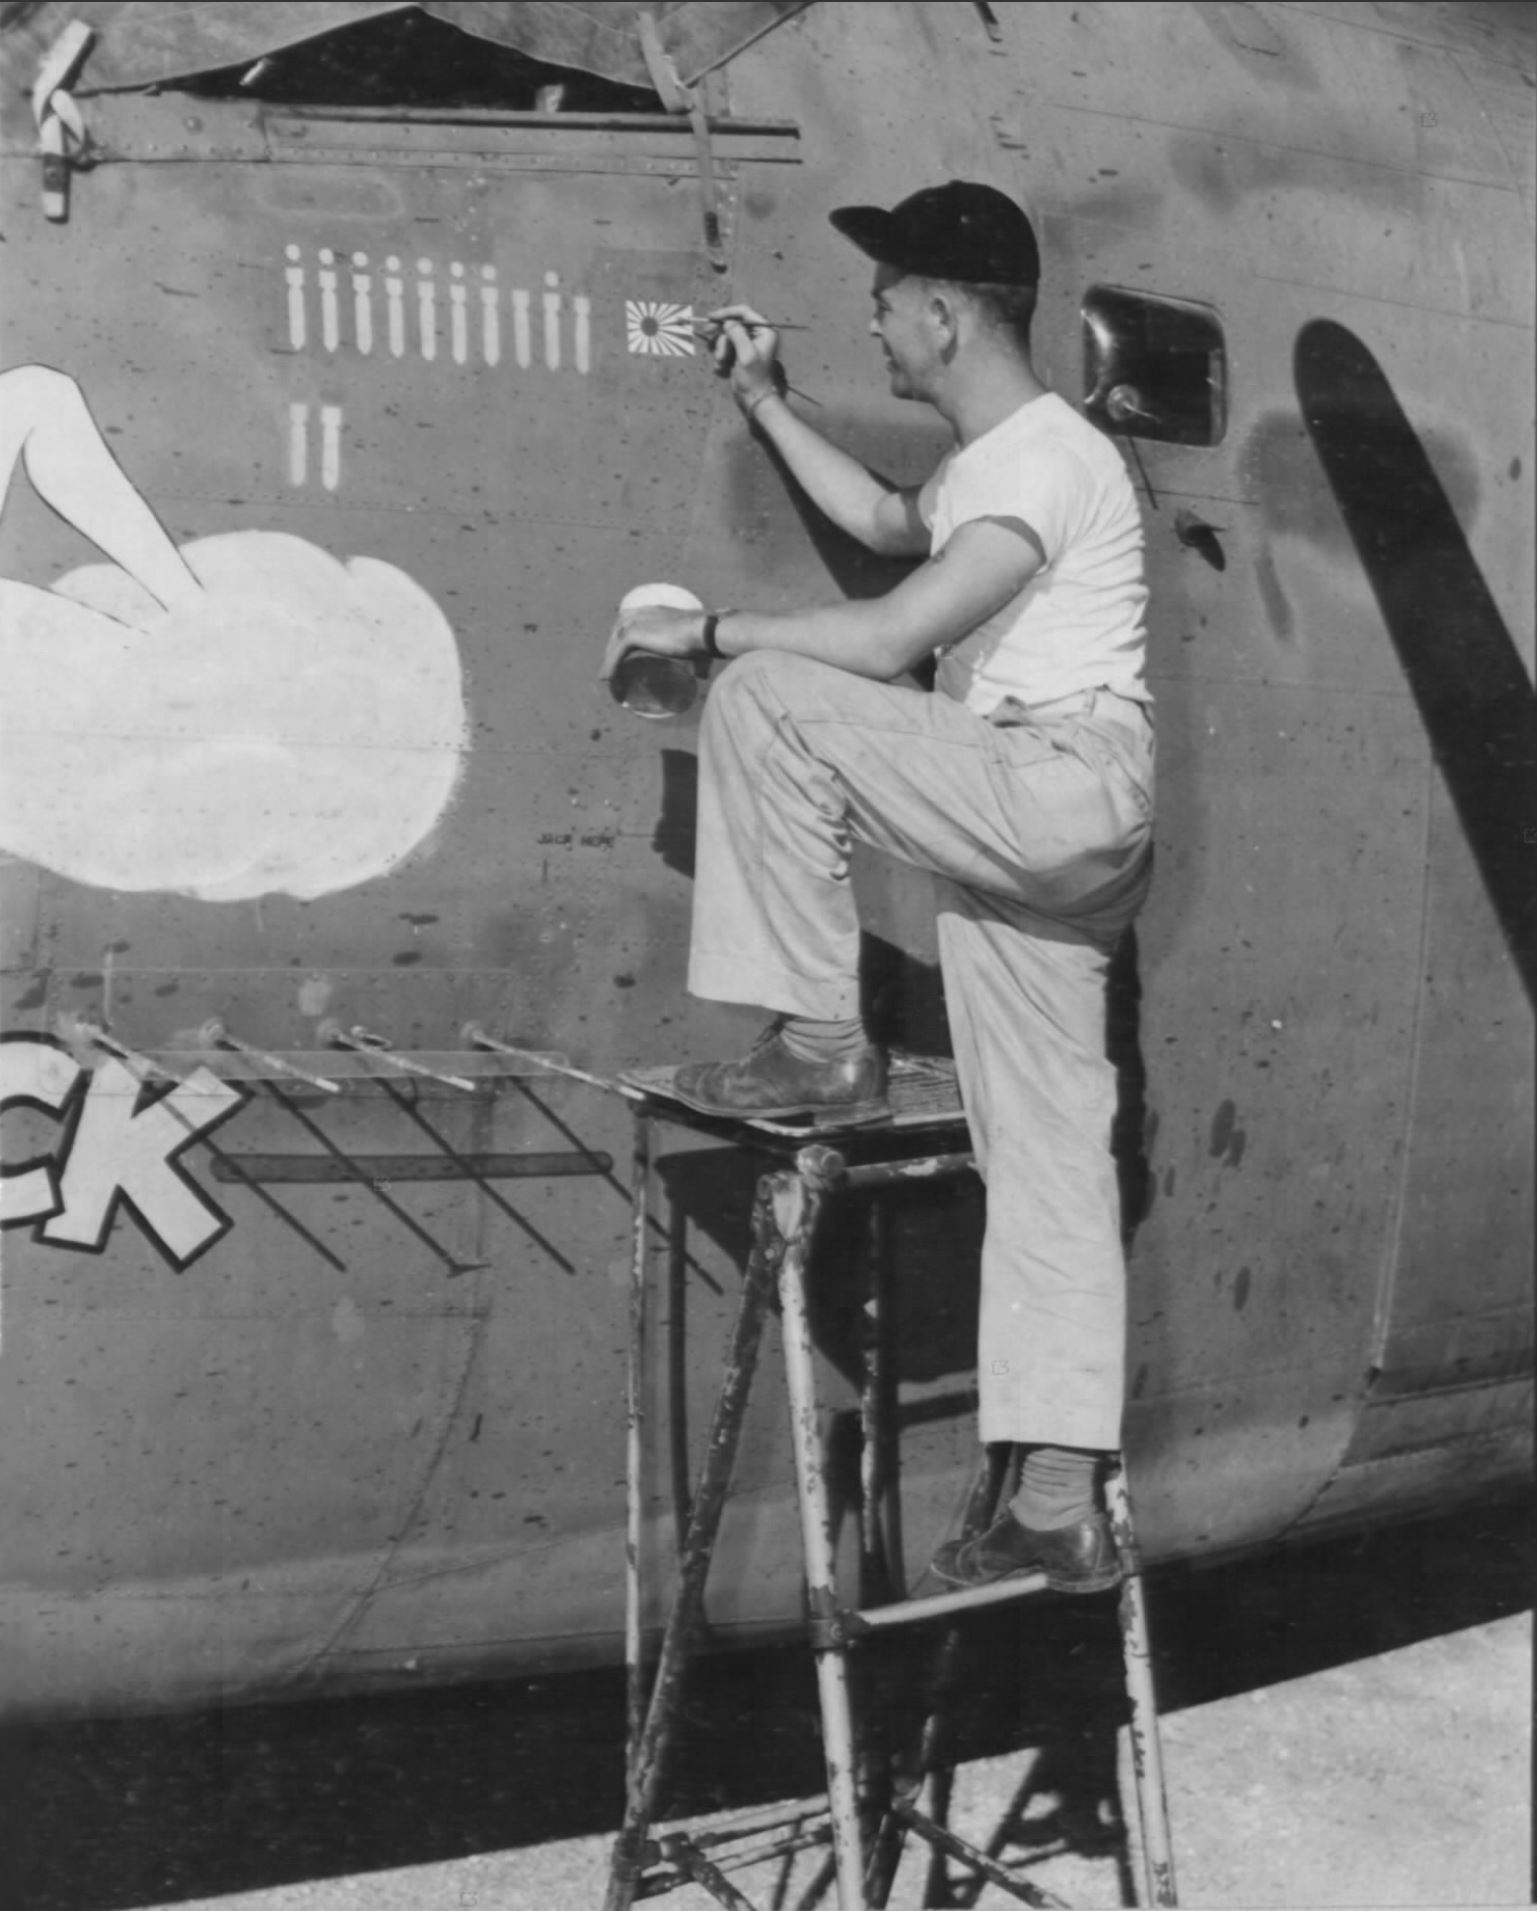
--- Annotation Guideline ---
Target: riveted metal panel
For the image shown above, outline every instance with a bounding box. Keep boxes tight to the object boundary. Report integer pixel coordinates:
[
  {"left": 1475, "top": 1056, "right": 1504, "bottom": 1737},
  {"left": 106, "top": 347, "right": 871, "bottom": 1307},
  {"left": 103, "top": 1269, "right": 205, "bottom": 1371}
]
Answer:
[{"left": 0, "top": 0, "right": 1529, "bottom": 1715}]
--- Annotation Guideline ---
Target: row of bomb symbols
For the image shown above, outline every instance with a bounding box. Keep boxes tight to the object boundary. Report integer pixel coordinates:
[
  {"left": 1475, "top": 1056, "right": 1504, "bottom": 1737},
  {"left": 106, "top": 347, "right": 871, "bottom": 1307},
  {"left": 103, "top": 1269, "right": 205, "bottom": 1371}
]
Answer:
[{"left": 283, "top": 247, "right": 698, "bottom": 369}]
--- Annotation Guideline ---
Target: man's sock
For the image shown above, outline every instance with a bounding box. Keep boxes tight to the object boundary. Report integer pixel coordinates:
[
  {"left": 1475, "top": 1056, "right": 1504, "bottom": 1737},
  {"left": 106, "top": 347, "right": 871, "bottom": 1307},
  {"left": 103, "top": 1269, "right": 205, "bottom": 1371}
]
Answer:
[
  {"left": 778, "top": 1014, "right": 870, "bottom": 1063},
  {"left": 1010, "top": 1444, "right": 1104, "bottom": 1530}
]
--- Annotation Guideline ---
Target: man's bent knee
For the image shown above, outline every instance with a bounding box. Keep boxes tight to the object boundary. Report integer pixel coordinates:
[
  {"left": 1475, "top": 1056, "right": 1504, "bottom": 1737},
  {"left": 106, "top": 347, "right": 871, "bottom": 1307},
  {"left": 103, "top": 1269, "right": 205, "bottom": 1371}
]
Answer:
[
  {"left": 703, "top": 649, "right": 834, "bottom": 745},
  {"left": 712, "top": 648, "right": 833, "bottom": 700}
]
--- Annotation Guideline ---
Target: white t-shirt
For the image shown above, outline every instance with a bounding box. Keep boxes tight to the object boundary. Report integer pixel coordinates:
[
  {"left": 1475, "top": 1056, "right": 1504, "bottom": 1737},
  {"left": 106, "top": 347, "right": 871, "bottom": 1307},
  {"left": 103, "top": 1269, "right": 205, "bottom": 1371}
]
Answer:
[{"left": 917, "top": 392, "right": 1150, "bottom": 714}]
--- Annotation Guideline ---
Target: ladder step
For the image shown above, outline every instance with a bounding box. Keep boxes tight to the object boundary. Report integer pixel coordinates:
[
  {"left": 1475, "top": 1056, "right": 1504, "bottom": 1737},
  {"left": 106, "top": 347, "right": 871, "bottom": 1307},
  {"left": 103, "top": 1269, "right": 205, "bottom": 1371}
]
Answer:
[
  {"left": 852, "top": 1569, "right": 1052, "bottom": 1631},
  {"left": 610, "top": 1105, "right": 1178, "bottom": 1911}
]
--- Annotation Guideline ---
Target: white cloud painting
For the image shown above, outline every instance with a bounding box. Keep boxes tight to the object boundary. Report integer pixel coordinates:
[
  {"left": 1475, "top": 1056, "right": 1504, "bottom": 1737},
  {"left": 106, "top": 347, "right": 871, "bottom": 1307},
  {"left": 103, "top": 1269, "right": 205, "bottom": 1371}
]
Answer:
[{"left": 0, "top": 365, "right": 467, "bottom": 902}]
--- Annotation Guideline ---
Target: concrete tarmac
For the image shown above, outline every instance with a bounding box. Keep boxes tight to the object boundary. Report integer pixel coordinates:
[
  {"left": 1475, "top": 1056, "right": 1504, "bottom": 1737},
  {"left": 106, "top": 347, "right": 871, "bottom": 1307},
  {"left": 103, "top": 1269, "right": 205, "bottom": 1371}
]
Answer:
[
  {"left": 5, "top": 1497, "right": 1529, "bottom": 1911},
  {"left": 133, "top": 1610, "right": 1533, "bottom": 1911}
]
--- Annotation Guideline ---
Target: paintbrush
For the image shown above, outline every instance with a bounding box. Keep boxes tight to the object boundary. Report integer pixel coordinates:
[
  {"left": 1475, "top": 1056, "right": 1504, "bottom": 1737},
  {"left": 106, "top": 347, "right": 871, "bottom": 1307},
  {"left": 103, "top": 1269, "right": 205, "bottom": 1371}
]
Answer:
[
  {"left": 691, "top": 316, "right": 811, "bottom": 333},
  {"left": 694, "top": 321, "right": 822, "bottom": 406}
]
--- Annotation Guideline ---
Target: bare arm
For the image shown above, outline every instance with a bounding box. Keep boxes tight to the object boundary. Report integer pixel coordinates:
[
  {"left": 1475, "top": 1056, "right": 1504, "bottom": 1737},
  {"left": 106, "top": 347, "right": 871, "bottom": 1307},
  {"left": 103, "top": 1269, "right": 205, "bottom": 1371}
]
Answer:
[
  {"left": 709, "top": 309, "right": 931, "bottom": 559},
  {"left": 744, "top": 391, "right": 930, "bottom": 557},
  {"left": 601, "top": 515, "right": 1043, "bottom": 683}
]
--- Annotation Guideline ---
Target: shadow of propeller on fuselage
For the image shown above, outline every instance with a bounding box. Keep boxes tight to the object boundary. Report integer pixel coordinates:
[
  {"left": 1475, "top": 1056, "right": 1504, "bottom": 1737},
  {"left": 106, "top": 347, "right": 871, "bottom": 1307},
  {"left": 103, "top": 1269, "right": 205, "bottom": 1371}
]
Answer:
[{"left": 1295, "top": 318, "right": 1537, "bottom": 1008}]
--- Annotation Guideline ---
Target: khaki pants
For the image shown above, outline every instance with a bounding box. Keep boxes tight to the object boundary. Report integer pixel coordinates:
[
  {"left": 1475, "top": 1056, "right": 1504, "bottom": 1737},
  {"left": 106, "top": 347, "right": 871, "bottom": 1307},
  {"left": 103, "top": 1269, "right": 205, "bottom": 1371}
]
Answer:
[{"left": 689, "top": 651, "right": 1154, "bottom": 1448}]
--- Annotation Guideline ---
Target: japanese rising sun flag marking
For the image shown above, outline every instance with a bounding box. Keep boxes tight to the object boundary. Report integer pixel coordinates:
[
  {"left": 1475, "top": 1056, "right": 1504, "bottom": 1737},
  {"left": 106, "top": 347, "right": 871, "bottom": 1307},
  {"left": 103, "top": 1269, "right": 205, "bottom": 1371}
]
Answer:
[{"left": 626, "top": 301, "right": 696, "bottom": 357}]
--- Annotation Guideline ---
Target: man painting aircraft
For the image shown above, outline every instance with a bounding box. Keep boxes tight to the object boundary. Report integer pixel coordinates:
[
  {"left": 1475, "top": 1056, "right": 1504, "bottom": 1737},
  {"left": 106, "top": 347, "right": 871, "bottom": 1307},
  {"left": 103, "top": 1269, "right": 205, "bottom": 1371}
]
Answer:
[{"left": 600, "top": 181, "right": 1154, "bottom": 1594}]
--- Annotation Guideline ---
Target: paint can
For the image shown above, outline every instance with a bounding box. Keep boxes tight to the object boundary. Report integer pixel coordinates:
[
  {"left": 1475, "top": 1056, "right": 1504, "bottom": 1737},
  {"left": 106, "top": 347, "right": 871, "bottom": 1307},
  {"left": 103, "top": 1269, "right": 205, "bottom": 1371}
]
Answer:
[{"left": 610, "top": 583, "right": 707, "bottom": 719}]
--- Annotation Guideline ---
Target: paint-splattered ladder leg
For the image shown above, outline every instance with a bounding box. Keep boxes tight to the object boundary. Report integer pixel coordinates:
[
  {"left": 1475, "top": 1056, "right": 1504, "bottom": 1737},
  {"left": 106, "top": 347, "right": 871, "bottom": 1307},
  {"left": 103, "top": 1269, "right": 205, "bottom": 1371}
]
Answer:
[
  {"left": 1108, "top": 1464, "right": 1179, "bottom": 1906},
  {"left": 773, "top": 1159, "right": 866, "bottom": 1910},
  {"left": 624, "top": 1110, "right": 650, "bottom": 1765},
  {"left": 603, "top": 1171, "right": 781, "bottom": 1911}
]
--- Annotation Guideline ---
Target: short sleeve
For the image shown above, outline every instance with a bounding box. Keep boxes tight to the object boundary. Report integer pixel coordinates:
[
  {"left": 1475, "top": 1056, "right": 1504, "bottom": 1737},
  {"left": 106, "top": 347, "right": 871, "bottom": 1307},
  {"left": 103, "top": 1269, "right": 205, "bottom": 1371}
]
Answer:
[
  {"left": 939, "top": 434, "right": 1091, "bottom": 567},
  {"left": 916, "top": 451, "right": 953, "bottom": 533}
]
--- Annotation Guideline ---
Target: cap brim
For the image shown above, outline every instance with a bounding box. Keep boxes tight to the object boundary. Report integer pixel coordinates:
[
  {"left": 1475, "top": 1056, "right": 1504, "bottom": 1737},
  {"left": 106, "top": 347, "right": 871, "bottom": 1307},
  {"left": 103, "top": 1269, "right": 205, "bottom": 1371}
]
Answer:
[{"left": 828, "top": 205, "right": 901, "bottom": 265}]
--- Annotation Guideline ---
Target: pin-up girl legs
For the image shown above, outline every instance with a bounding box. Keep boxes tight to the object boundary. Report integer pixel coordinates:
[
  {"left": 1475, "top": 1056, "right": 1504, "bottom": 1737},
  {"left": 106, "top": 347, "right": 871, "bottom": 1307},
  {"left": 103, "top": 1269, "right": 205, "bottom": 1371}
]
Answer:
[{"left": 0, "top": 364, "right": 204, "bottom": 617}]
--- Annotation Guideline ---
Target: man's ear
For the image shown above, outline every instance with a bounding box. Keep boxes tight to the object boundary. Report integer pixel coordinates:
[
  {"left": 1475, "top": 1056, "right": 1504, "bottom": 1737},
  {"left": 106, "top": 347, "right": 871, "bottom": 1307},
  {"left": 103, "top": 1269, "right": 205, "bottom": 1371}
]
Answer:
[
  {"left": 927, "top": 285, "right": 961, "bottom": 342},
  {"left": 927, "top": 285, "right": 964, "bottom": 366}
]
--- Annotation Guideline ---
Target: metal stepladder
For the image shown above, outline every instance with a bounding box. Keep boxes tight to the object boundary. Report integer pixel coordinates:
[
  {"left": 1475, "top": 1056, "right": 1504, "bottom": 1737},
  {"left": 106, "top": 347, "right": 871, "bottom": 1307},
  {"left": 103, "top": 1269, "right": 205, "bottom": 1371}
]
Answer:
[{"left": 605, "top": 1069, "right": 1178, "bottom": 1911}]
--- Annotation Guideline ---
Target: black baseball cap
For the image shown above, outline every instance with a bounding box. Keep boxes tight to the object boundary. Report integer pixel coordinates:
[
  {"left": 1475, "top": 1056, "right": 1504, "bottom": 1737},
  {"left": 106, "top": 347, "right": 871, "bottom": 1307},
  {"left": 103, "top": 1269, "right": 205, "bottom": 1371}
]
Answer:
[{"left": 829, "top": 181, "right": 1039, "bottom": 287}]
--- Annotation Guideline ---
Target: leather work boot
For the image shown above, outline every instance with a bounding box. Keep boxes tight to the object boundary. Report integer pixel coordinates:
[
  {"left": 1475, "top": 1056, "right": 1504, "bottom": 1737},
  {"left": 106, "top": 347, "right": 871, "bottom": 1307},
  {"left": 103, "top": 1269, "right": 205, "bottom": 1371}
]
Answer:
[
  {"left": 665, "top": 1025, "right": 888, "bottom": 1122},
  {"left": 931, "top": 1508, "right": 1122, "bottom": 1596}
]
